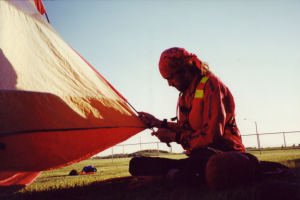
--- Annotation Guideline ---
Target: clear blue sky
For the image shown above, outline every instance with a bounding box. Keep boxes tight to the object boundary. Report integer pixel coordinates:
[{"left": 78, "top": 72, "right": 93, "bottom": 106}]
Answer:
[{"left": 43, "top": 0, "right": 300, "bottom": 155}]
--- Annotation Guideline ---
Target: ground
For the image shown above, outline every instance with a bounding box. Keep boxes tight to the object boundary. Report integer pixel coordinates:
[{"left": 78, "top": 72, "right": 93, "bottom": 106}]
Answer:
[{"left": 1, "top": 148, "right": 300, "bottom": 200}]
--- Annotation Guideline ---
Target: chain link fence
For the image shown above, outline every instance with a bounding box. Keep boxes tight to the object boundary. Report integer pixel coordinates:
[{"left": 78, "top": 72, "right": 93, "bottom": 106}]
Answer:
[{"left": 94, "top": 131, "right": 300, "bottom": 162}]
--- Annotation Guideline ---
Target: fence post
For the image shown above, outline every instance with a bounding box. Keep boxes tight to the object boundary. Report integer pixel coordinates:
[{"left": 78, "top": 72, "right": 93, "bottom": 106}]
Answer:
[
  {"left": 255, "top": 121, "right": 261, "bottom": 155},
  {"left": 112, "top": 147, "right": 113, "bottom": 163},
  {"left": 140, "top": 136, "right": 142, "bottom": 151},
  {"left": 157, "top": 142, "right": 159, "bottom": 157},
  {"left": 283, "top": 132, "right": 286, "bottom": 148}
]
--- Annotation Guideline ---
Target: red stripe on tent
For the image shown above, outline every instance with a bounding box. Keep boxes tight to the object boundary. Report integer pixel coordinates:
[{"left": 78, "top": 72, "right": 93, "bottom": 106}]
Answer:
[
  {"left": 0, "top": 127, "right": 144, "bottom": 172},
  {"left": 33, "top": 0, "right": 46, "bottom": 15},
  {"left": 0, "top": 171, "right": 41, "bottom": 195}
]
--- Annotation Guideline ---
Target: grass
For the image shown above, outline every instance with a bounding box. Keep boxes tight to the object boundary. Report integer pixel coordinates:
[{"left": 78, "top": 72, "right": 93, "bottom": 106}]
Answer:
[
  {"left": 1, "top": 148, "right": 300, "bottom": 200},
  {"left": 247, "top": 148, "right": 300, "bottom": 172}
]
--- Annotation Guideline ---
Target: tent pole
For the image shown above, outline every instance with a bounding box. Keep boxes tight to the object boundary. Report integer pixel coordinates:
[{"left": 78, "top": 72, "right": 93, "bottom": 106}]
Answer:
[
  {"left": 127, "top": 102, "right": 139, "bottom": 114},
  {"left": 127, "top": 102, "right": 171, "bottom": 147},
  {"left": 45, "top": 12, "right": 50, "bottom": 24}
]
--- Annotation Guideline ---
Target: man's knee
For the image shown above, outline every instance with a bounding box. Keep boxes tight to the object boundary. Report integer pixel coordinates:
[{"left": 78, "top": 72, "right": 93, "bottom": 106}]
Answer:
[
  {"left": 129, "top": 157, "right": 155, "bottom": 176},
  {"left": 129, "top": 157, "right": 141, "bottom": 176},
  {"left": 129, "top": 157, "right": 177, "bottom": 176}
]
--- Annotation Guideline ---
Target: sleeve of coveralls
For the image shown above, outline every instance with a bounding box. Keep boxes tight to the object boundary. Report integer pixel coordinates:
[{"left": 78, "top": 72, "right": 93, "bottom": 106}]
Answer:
[
  {"left": 167, "top": 122, "right": 178, "bottom": 132},
  {"left": 184, "top": 78, "right": 226, "bottom": 151}
]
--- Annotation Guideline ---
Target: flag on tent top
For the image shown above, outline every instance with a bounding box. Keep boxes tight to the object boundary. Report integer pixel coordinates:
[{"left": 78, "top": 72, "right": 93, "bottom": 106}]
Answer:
[{"left": 0, "top": 0, "right": 146, "bottom": 193}]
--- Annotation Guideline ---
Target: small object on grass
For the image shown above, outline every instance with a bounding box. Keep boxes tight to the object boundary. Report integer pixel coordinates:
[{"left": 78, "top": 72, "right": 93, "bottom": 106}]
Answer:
[
  {"left": 82, "top": 165, "right": 97, "bottom": 173},
  {"left": 69, "top": 169, "right": 79, "bottom": 176}
]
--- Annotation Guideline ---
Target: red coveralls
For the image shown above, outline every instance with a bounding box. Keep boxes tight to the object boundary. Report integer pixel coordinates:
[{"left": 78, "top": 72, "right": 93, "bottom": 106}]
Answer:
[
  {"left": 129, "top": 74, "right": 246, "bottom": 186},
  {"left": 167, "top": 74, "right": 245, "bottom": 155}
]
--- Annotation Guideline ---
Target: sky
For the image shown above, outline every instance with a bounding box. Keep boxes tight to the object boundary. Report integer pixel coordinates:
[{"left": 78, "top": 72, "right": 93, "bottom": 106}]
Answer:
[{"left": 42, "top": 0, "right": 300, "bottom": 156}]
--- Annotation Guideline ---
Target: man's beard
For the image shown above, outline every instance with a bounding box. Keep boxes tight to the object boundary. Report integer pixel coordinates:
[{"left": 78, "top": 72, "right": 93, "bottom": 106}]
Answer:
[{"left": 174, "top": 78, "right": 190, "bottom": 92}]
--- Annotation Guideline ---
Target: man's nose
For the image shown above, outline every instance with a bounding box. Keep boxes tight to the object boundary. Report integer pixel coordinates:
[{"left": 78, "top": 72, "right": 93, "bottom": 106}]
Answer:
[{"left": 167, "top": 80, "right": 173, "bottom": 86}]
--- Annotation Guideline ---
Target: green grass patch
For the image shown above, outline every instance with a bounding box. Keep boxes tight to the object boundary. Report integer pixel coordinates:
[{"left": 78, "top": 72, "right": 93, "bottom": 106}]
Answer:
[{"left": 2, "top": 149, "right": 300, "bottom": 200}]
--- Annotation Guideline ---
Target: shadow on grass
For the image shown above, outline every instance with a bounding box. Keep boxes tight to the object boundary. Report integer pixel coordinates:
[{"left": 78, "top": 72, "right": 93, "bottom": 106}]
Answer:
[
  {"left": 280, "top": 159, "right": 300, "bottom": 174},
  {"left": 289, "top": 159, "right": 300, "bottom": 166},
  {"left": 0, "top": 178, "right": 259, "bottom": 200},
  {"left": 1, "top": 175, "right": 299, "bottom": 200},
  {"left": 292, "top": 159, "right": 300, "bottom": 176}
]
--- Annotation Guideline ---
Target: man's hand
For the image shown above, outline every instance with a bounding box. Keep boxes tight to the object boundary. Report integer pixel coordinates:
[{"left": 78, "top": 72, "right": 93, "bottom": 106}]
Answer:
[
  {"left": 138, "top": 112, "right": 162, "bottom": 128},
  {"left": 151, "top": 128, "right": 176, "bottom": 143}
]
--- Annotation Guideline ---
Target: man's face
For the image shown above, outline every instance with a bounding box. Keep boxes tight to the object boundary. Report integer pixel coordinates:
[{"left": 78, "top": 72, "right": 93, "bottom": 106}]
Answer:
[{"left": 166, "top": 71, "right": 190, "bottom": 92}]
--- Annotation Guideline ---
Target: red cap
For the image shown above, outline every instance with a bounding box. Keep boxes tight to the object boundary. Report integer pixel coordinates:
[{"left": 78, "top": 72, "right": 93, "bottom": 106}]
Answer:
[{"left": 158, "top": 47, "right": 201, "bottom": 79}]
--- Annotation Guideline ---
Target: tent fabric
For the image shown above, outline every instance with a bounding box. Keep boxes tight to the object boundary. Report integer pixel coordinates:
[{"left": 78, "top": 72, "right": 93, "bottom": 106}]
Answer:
[
  {"left": 72, "top": 48, "right": 128, "bottom": 103},
  {"left": 0, "top": 171, "right": 42, "bottom": 195},
  {"left": 0, "top": 0, "right": 146, "bottom": 191}
]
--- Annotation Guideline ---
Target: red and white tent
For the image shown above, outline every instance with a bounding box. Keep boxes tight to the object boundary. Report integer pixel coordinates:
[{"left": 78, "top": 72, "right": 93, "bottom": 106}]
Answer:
[{"left": 0, "top": 0, "right": 146, "bottom": 193}]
